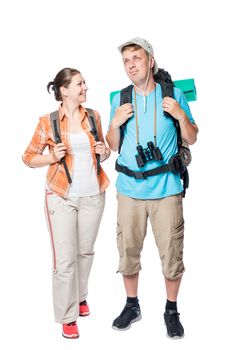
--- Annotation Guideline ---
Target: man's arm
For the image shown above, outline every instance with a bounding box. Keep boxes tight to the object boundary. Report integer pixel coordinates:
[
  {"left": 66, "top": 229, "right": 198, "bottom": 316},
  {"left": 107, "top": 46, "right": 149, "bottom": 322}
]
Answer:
[
  {"left": 162, "top": 97, "right": 198, "bottom": 145},
  {"left": 106, "top": 123, "right": 121, "bottom": 152},
  {"left": 177, "top": 111, "right": 198, "bottom": 145},
  {"left": 106, "top": 103, "right": 133, "bottom": 151}
]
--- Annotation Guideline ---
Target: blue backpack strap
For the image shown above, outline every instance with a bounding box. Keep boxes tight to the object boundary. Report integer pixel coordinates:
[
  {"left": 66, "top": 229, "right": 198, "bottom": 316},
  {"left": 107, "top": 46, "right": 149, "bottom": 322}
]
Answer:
[{"left": 118, "top": 85, "right": 133, "bottom": 153}]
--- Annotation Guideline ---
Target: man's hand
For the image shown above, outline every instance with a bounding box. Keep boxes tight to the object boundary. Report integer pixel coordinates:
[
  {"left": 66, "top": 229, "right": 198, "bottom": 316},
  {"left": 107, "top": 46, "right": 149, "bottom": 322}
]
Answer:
[
  {"left": 162, "top": 97, "right": 185, "bottom": 121},
  {"left": 111, "top": 103, "right": 134, "bottom": 129}
]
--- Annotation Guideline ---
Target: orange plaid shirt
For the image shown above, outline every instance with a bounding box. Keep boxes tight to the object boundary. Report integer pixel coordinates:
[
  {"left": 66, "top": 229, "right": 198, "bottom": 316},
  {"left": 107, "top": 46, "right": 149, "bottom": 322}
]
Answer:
[{"left": 23, "top": 105, "right": 110, "bottom": 197}]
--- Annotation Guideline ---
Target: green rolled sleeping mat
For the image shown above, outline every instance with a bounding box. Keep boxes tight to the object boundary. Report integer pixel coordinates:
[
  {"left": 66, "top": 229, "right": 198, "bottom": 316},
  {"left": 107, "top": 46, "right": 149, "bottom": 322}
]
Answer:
[{"left": 110, "top": 78, "right": 197, "bottom": 104}]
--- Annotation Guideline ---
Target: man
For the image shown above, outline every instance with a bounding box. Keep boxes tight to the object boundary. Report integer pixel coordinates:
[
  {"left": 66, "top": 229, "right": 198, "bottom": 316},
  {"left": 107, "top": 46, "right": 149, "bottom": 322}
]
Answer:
[{"left": 106, "top": 37, "right": 198, "bottom": 338}]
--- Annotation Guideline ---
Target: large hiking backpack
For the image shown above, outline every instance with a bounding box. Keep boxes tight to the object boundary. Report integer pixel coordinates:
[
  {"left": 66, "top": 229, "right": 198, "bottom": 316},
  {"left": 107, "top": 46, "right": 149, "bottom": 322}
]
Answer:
[{"left": 115, "top": 68, "right": 192, "bottom": 196}]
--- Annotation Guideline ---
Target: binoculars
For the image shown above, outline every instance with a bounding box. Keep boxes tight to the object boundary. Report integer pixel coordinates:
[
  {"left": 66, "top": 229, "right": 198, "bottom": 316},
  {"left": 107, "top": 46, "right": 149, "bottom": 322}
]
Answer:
[{"left": 135, "top": 142, "right": 163, "bottom": 168}]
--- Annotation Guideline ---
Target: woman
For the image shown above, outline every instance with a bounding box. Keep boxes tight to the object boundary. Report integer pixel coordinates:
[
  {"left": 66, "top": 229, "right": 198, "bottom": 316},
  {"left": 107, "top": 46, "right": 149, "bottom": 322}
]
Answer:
[{"left": 23, "top": 68, "right": 110, "bottom": 339}]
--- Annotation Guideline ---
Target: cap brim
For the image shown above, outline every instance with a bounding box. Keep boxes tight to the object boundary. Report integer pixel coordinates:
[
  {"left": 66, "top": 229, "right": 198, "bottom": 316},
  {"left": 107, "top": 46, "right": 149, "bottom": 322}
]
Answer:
[
  {"left": 153, "top": 60, "right": 158, "bottom": 74},
  {"left": 118, "top": 39, "right": 158, "bottom": 74},
  {"left": 118, "top": 40, "right": 137, "bottom": 53}
]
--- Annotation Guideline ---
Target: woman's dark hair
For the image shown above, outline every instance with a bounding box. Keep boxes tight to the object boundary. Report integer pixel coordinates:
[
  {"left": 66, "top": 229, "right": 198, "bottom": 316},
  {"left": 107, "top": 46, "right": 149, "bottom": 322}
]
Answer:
[{"left": 47, "top": 68, "right": 80, "bottom": 101}]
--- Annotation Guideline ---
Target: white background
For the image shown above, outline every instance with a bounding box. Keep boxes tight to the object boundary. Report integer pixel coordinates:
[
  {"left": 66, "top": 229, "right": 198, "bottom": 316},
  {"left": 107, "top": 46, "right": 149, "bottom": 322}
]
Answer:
[{"left": 1, "top": 0, "right": 234, "bottom": 349}]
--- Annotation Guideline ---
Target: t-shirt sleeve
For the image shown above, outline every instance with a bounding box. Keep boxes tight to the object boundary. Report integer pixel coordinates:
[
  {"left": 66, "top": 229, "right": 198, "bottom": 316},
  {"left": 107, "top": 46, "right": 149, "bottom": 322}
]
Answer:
[
  {"left": 108, "top": 92, "right": 121, "bottom": 130},
  {"left": 174, "top": 87, "right": 196, "bottom": 124}
]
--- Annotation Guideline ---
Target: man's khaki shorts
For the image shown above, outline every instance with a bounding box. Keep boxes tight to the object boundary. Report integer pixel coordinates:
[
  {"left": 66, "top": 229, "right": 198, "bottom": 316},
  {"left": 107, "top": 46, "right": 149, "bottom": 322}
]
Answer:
[{"left": 116, "top": 192, "right": 185, "bottom": 280}]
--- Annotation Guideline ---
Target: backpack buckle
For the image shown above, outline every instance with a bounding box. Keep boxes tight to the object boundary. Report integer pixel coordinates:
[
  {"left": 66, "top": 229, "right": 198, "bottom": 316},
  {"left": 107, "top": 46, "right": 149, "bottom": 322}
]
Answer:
[
  {"left": 169, "top": 154, "right": 185, "bottom": 174},
  {"left": 133, "top": 171, "right": 147, "bottom": 179}
]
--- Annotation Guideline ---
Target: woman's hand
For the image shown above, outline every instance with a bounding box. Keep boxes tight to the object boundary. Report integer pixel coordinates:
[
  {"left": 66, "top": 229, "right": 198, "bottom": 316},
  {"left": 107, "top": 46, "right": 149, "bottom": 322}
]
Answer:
[
  {"left": 52, "top": 143, "right": 67, "bottom": 162},
  {"left": 94, "top": 141, "right": 106, "bottom": 155},
  {"left": 94, "top": 141, "right": 110, "bottom": 162}
]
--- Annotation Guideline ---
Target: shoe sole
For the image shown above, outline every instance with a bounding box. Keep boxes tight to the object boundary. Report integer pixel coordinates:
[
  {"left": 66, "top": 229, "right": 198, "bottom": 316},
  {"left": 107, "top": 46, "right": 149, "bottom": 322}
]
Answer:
[
  {"left": 166, "top": 333, "right": 184, "bottom": 340},
  {"left": 62, "top": 332, "right": 79, "bottom": 339},
  {"left": 79, "top": 312, "right": 90, "bottom": 317},
  {"left": 112, "top": 314, "right": 142, "bottom": 331},
  {"left": 164, "top": 321, "right": 184, "bottom": 339}
]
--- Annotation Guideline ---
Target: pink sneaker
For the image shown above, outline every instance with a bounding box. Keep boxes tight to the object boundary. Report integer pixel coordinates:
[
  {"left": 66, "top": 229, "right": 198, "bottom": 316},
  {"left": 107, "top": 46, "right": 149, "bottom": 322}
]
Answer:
[
  {"left": 62, "top": 321, "right": 79, "bottom": 339},
  {"left": 79, "top": 300, "right": 90, "bottom": 317}
]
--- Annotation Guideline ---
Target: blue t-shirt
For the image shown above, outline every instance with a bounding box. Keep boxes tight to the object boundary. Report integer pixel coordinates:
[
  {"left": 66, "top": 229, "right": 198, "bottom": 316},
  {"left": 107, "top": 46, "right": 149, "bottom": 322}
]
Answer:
[{"left": 109, "top": 84, "right": 195, "bottom": 199}]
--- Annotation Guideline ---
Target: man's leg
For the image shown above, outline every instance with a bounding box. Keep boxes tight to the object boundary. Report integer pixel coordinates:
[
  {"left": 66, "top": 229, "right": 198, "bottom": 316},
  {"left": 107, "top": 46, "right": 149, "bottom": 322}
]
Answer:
[
  {"left": 112, "top": 193, "right": 147, "bottom": 331},
  {"left": 148, "top": 194, "right": 185, "bottom": 338},
  {"left": 123, "top": 273, "right": 139, "bottom": 297},
  {"left": 113, "top": 272, "right": 141, "bottom": 331},
  {"left": 165, "top": 276, "right": 182, "bottom": 302},
  {"left": 164, "top": 275, "right": 184, "bottom": 339}
]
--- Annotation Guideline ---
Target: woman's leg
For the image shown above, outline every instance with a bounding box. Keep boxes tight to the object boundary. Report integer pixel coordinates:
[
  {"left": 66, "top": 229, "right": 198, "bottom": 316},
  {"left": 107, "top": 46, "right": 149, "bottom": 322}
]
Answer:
[
  {"left": 76, "top": 193, "right": 105, "bottom": 302},
  {"left": 45, "top": 192, "right": 79, "bottom": 324}
]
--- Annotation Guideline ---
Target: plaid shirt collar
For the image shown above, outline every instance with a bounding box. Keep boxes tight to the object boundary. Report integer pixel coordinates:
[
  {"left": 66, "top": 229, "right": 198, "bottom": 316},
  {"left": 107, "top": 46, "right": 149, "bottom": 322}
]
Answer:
[{"left": 58, "top": 104, "right": 88, "bottom": 122}]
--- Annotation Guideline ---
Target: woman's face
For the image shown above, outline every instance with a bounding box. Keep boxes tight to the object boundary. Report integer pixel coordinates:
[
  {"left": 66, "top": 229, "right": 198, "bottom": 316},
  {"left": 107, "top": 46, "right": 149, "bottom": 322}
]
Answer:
[{"left": 62, "top": 73, "right": 88, "bottom": 104}]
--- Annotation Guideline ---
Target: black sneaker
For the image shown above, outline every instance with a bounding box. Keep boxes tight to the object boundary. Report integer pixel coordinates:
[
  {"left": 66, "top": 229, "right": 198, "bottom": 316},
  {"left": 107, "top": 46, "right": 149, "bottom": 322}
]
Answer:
[
  {"left": 164, "top": 309, "right": 184, "bottom": 339},
  {"left": 112, "top": 303, "right": 142, "bottom": 331}
]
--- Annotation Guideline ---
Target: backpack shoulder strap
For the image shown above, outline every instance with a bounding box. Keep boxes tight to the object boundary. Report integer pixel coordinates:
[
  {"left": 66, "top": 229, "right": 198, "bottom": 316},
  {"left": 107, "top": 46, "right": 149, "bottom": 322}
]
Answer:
[
  {"left": 160, "top": 81, "right": 189, "bottom": 196},
  {"left": 160, "top": 81, "right": 174, "bottom": 99},
  {"left": 120, "top": 85, "right": 133, "bottom": 105},
  {"left": 118, "top": 85, "right": 134, "bottom": 153},
  {"left": 86, "top": 108, "right": 101, "bottom": 176},
  {"left": 86, "top": 108, "right": 99, "bottom": 142},
  {"left": 50, "top": 110, "right": 61, "bottom": 143},
  {"left": 160, "top": 82, "right": 182, "bottom": 148}
]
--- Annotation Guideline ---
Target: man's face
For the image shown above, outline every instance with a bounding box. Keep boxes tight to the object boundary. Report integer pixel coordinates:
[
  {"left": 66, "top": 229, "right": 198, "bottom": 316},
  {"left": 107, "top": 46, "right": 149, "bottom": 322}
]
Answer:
[{"left": 122, "top": 47, "right": 151, "bottom": 85}]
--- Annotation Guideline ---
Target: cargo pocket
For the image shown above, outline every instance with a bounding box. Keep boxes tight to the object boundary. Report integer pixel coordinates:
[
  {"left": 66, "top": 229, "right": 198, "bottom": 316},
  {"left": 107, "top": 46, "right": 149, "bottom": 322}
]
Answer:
[
  {"left": 116, "top": 223, "right": 124, "bottom": 258},
  {"left": 172, "top": 220, "right": 184, "bottom": 261},
  {"left": 170, "top": 220, "right": 185, "bottom": 278}
]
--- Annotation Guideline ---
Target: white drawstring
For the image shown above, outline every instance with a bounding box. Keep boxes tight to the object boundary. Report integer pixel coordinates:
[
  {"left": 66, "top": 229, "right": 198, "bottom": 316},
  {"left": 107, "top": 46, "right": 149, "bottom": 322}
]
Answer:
[{"left": 134, "top": 56, "right": 152, "bottom": 113}]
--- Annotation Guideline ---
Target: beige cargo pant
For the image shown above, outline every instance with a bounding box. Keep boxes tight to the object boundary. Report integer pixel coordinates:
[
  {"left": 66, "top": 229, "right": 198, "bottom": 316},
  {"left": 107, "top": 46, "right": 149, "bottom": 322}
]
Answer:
[
  {"left": 45, "top": 191, "right": 105, "bottom": 324},
  {"left": 116, "top": 192, "right": 185, "bottom": 280}
]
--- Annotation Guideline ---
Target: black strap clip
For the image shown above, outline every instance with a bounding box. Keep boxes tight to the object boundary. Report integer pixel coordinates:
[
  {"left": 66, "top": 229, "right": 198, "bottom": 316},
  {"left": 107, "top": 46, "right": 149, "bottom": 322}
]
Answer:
[
  {"left": 169, "top": 154, "right": 185, "bottom": 174},
  {"left": 133, "top": 171, "right": 147, "bottom": 179}
]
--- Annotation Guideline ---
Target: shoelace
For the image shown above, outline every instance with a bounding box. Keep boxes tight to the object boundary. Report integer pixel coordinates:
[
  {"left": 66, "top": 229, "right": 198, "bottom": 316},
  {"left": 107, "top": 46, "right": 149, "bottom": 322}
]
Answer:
[
  {"left": 119, "top": 305, "right": 139, "bottom": 320},
  {"left": 79, "top": 300, "right": 87, "bottom": 306},
  {"left": 67, "top": 321, "right": 76, "bottom": 326},
  {"left": 167, "top": 312, "right": 180, "bottom": 324},
  {"left": 166, "top": 312, "right": 182, "bottom": 333}
]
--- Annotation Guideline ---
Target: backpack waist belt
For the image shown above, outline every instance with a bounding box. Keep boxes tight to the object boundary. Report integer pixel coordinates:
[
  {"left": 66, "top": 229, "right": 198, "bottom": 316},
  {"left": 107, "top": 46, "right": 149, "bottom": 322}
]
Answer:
[{"left": 115, "top": 153, "right": 185, "bottom": 180}]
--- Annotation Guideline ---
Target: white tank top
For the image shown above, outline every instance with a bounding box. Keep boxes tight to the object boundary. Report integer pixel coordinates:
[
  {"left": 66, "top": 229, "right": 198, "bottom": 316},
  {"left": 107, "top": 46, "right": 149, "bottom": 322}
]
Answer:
[{"left": 67, "top": 131, "right": 100, "bottom": 197}]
